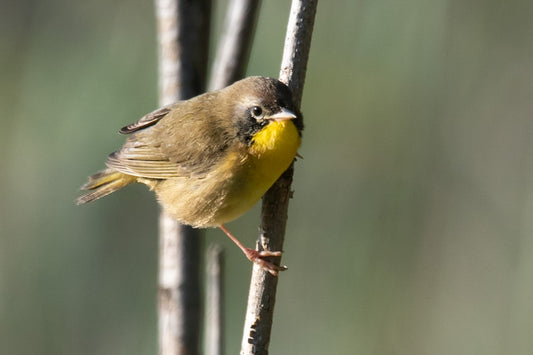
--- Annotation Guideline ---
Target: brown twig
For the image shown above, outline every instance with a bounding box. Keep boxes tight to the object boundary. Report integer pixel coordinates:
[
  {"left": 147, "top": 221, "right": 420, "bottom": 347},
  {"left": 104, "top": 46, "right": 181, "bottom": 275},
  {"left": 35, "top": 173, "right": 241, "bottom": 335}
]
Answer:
[
  {"left": 155, "top": 0, "right": 211, "bottom": 354},
  {"left": 205, "top": 245, "right": 226, "bottom": 355},
  {"left": 240, "top": 1, "right": 318, "bottom": 354},
  {"left": 208, "top": 0, "right": 261, "bottom": 91},
  {"left": 203, "top": 1, "right": 261, "bottom": 353}
]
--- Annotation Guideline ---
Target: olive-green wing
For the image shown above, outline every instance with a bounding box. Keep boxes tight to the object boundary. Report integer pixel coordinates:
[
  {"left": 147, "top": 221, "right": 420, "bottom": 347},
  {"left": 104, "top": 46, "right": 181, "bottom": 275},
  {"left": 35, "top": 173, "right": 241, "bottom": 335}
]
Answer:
[
  {"left": 106, "top": 98, "right": 233, "bottom": 179},
  {"left": 106, "top": 141, "right": 186, "bottom": 179}
]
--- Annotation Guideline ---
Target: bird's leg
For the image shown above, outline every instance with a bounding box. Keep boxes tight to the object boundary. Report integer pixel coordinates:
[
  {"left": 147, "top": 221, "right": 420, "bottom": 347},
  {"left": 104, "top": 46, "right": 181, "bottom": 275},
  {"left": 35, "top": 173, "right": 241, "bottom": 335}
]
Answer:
[{"left": 218, "top": 224, "right": 287, "bottom": 276}]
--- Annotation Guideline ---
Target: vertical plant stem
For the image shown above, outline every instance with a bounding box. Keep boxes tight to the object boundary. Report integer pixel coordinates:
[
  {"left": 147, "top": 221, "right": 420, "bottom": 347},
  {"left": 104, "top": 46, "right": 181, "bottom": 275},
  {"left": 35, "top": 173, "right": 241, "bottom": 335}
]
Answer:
[
  {"left": 155, "top": 0, "right": 211, "bottom": 354},
  {"left": 204, "top": 0, "right": 261, "bottom": 353},
  {"left": 208, "top": 0, "right": 261, "bottom": 91},
  {"left": 205, "top": 245, "right": 226, "bottom": 355},
  {"left": 278, "top": 0, "right": 318, "bottom": 104},
  {"left": 240, "top": 1, "right": 318, "bottom": 354}
]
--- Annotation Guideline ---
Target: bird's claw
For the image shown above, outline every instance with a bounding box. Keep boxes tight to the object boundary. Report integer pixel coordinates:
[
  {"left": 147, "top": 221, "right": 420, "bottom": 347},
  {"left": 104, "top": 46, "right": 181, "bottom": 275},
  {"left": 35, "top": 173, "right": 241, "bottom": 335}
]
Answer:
[{"left": 244, "top": 248, "right": 287, "bottom": 276}]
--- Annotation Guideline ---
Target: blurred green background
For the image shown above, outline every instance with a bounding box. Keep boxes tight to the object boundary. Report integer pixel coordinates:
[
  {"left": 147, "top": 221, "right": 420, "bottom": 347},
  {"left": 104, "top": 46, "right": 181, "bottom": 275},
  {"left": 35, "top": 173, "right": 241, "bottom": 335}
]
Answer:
[{"left": 2, "top": 0, "right": 533, "bottom": 354}]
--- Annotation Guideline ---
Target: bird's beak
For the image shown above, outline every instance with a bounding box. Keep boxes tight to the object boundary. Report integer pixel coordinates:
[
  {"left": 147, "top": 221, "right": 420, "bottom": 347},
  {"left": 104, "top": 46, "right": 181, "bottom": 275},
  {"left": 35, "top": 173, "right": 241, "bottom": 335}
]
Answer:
[{"left": 266, "top": 107, "right": 297, "bottom": 122}]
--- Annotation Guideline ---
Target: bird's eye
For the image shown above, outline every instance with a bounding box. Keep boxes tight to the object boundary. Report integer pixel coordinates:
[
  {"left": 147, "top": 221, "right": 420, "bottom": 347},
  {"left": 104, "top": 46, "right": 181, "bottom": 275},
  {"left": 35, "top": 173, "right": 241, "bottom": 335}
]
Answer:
[{"left": 251, "top": 106, "right": 263, "bottom": 118}]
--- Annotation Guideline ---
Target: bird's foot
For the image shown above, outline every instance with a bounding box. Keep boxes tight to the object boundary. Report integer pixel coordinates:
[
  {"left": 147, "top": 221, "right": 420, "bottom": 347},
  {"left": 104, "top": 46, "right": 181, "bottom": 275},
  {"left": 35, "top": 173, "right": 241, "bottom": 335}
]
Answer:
[{"left": 243, "top": 248, "right": 287, "bottom": 276}]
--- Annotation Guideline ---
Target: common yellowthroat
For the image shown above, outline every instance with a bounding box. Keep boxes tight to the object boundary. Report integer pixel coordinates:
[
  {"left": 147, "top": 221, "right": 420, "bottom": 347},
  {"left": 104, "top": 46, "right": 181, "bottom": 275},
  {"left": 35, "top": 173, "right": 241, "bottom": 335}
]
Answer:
[{"left": 77, "top": 76, "right": 303, "bottom": 275}]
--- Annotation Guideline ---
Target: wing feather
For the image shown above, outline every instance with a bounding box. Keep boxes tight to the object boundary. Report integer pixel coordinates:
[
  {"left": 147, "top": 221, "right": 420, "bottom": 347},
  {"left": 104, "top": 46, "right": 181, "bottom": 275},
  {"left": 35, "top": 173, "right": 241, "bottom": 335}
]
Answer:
[
  {"left": 107, "top": 92, "right": 235, "bottom": 180},
  {"left": 119, "top": 105, "right": 173, "bottom": 134}
]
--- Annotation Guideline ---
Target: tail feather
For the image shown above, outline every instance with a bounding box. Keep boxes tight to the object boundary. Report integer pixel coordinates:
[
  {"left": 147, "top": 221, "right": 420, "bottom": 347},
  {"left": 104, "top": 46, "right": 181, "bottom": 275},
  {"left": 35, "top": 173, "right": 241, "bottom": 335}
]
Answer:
[{"left": 77, "top": 169, "right": 136, "bottom": 205}]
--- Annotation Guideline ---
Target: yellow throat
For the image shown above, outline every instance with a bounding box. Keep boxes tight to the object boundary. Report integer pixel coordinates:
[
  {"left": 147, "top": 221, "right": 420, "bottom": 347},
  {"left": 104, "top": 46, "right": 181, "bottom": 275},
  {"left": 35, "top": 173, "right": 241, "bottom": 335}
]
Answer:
[{"left": 248, "top": 119, "right": 301, "bottom": 192}]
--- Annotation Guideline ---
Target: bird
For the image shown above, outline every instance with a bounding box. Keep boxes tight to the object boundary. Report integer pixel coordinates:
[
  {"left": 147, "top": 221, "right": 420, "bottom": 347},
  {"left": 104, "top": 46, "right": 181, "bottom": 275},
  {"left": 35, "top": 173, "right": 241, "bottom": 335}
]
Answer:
[{"left": 77, "top": 76, "right": 303, "bottom": 275}]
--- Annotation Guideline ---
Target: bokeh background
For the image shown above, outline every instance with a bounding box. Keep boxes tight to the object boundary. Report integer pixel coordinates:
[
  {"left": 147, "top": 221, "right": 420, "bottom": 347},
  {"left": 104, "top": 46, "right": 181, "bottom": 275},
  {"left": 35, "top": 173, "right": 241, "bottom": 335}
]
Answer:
[{"left": 2, "top": 0, "right": 533, "bottom": 354}]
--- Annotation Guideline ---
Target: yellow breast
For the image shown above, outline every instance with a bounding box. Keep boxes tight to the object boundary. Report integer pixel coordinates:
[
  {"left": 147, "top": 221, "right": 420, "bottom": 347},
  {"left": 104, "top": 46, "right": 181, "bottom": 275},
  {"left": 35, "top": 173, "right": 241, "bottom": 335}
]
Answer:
[
  {"left": 248, "top": 120, "right": 301, "bottom": 180},
  {"left": 214, "top": 120, "right": 301, "bottom": 224}
]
